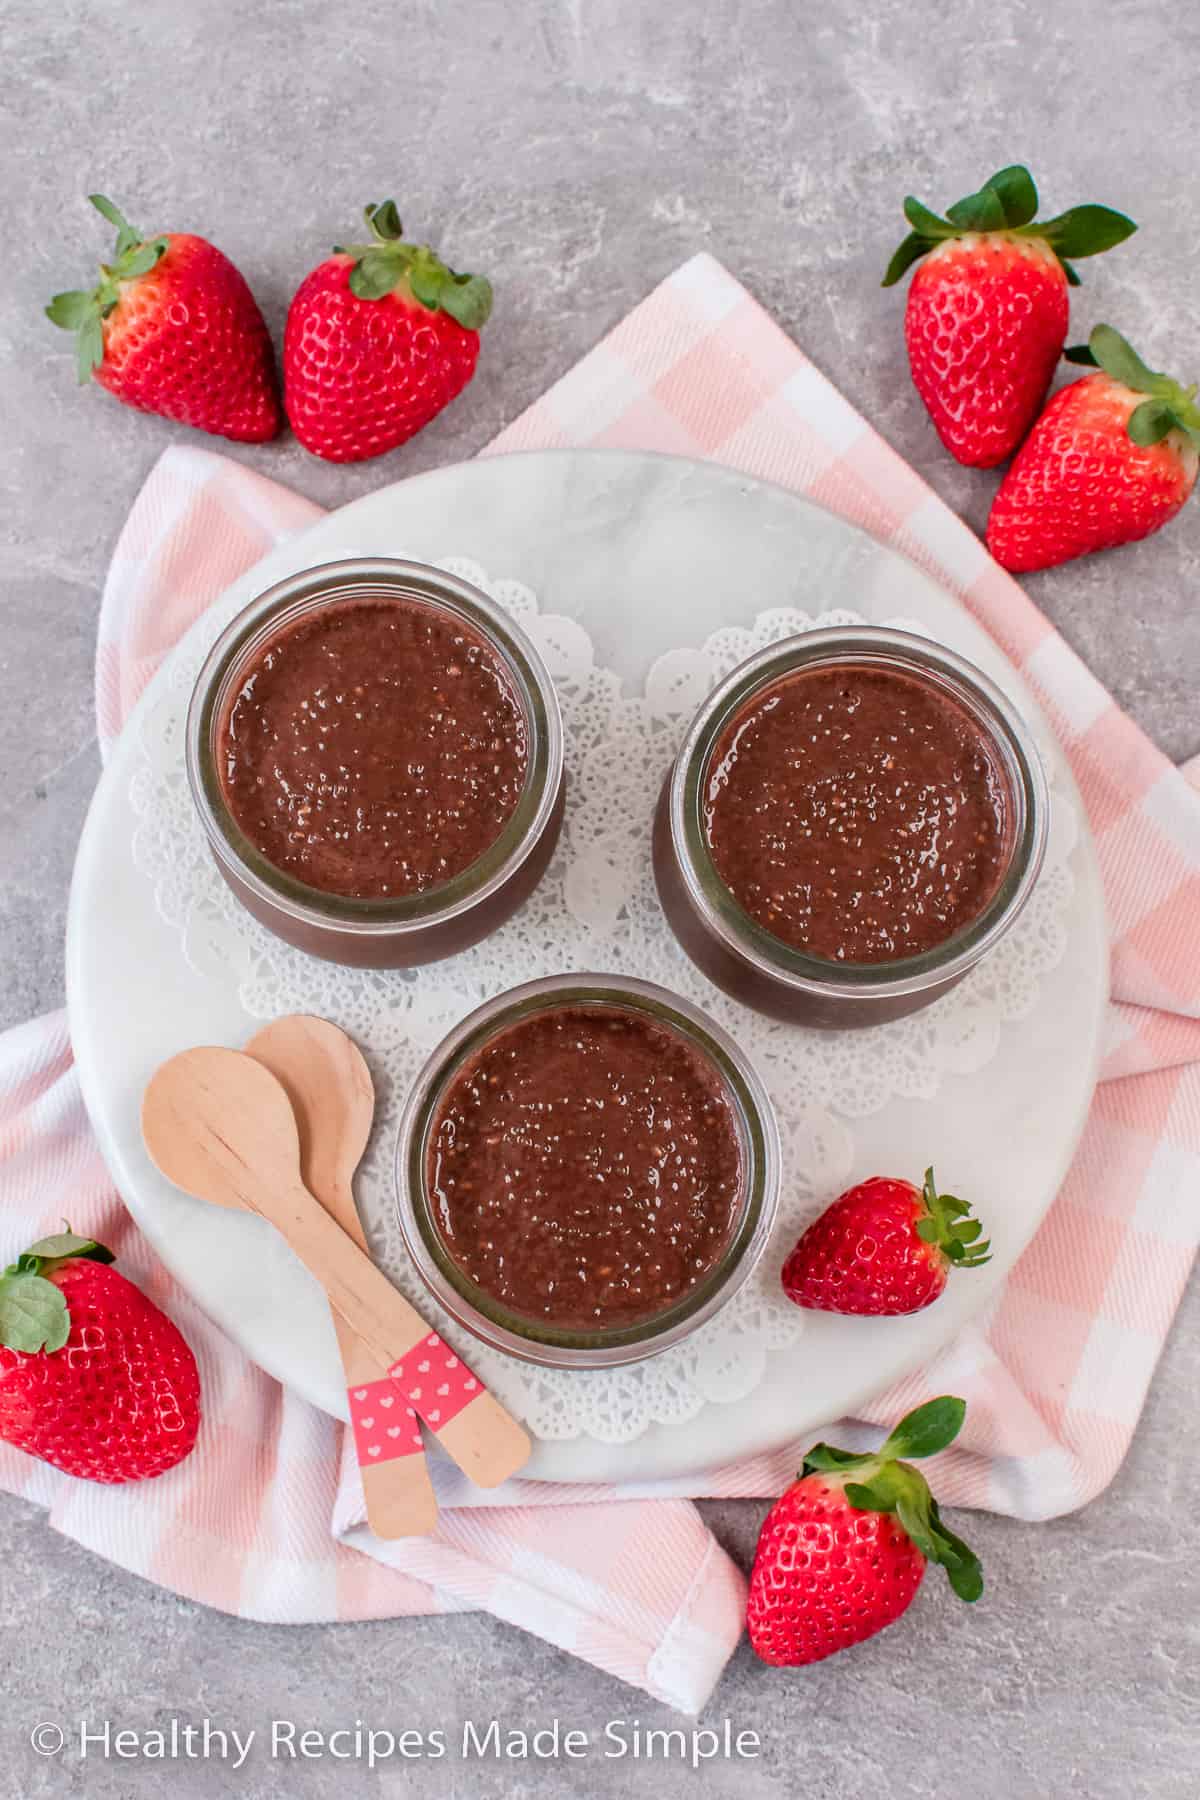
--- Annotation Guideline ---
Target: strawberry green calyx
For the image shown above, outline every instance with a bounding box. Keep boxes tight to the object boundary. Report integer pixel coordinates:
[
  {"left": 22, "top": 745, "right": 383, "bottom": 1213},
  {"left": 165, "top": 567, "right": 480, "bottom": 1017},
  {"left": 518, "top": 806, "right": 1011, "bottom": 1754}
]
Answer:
[
  {"left": 802, "top": 1397, "right": 983, "bottom": 1601},
  {"left": 913, "top": 1166, "right": 991, "bottom": 1268},
  {"left": 1065, "top": 324, "right": 1200, "bottom": 454},
  {"left": 337, "top": 200, "right": 493, "bottom": 331},
  {"left": 45, "top": 195, "right": 170, "bottom": 384},
  {"left": 882, "top": 164, "right": 1136, "bottom": 289},
  {"left": 0, "top": 1228, "right": 115, "bottom": 1354}
]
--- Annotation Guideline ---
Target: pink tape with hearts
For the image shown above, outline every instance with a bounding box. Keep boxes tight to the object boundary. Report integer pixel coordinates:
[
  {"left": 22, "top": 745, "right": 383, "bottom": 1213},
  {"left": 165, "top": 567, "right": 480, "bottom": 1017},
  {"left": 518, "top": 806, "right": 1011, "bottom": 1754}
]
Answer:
[
  {"left": 347, "top": 1378, "right": 424, "bottom": 1466},
  {"left": 388, "top": 1331, "right": 481, "bottom": 1431}
]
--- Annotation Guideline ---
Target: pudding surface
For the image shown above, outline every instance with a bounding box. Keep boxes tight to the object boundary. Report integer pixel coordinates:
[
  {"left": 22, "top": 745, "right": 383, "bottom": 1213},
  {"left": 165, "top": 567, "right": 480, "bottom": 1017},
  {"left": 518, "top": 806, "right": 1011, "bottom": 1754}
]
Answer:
[{"left": 218, "top": 595, "right": 527, "bottom": 900}]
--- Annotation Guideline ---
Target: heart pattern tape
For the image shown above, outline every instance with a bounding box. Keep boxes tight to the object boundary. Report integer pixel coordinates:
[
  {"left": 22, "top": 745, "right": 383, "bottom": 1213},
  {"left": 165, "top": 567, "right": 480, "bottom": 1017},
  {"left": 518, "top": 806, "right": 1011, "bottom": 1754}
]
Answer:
[
  {"left": 387, "top": 1331, "right": 481, "bottom": 1432},
  {"left": 347, "top": 1378, "right": 424, "bottom": 1465}
]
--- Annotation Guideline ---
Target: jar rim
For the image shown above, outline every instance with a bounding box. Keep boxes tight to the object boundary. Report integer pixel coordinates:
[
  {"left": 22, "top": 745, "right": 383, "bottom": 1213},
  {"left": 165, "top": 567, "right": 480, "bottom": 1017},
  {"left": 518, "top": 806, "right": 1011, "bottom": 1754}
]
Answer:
[
  {"left": 667, "top": 626, "right": 1050, "bottom": 999},
  {"left": 185, "top": 558, "right": 564, "bottom": 936},
  {"left": 394, "top": 974, "right": 782, "bottom": 1369}
]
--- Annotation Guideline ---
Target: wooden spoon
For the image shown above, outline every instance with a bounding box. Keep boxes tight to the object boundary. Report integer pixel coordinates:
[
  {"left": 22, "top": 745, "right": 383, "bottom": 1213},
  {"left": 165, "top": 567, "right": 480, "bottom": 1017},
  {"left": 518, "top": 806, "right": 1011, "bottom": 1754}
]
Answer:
[
  {"left": 246, "top": 1015, "right": 437, "bottom": 1539},
  {"left": 142, "top": 1045, "right": 531, "bottom": 1488}
]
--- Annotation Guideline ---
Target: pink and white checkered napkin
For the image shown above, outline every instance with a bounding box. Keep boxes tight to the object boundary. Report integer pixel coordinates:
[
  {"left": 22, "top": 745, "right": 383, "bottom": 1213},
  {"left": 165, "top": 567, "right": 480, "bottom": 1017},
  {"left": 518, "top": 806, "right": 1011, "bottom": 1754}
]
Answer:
[{"left": 5, "top": 254, "right": 1199, "bottom": 1712}]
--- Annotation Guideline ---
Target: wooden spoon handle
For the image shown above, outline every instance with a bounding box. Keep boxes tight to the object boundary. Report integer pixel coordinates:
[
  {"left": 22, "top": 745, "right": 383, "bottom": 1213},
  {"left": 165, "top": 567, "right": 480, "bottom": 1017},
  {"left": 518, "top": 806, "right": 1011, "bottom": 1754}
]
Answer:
[
  {"left": 326, "top": 1178, "right": 527, "bottom": 1487},
  {"left": 271, "top": 1177, "right": 434, "bottom": 1364},
  {"left": 337, "top": 1318, "right": 438, "bottom": 1538},
  {"left": 384, "top": 1329, "right": 532, "bottom": 1489},
  {"left": 243, "top": 1021, "right": 440, "bottom": 1536},
  {"left": 269, "top": 1179, "right": 531, "bottom": 1487},
  {"left": 325, "top": 1216, "right": 438, "bottom": 1537}
]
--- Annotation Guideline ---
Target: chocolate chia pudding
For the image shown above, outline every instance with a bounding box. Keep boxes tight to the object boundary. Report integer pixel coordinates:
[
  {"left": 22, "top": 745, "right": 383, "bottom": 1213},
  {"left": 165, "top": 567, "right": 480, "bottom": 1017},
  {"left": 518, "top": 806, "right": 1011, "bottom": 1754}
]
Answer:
[
  {"left": 703, "top": 661, "right": 1012, "bottom": 964},
  {"left": 217, "top": 594, "right": 528, "bottom": 900},
  {"left": 425, "top": 1003, "right": 745, "bottom": 1329}
]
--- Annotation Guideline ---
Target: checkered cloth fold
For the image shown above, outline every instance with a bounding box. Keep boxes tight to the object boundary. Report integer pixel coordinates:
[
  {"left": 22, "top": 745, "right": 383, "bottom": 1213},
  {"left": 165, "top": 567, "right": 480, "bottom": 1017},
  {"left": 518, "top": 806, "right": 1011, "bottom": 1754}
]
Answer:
[{"left": 4, "top": 255, "right": 1197, "bottom": 1712}]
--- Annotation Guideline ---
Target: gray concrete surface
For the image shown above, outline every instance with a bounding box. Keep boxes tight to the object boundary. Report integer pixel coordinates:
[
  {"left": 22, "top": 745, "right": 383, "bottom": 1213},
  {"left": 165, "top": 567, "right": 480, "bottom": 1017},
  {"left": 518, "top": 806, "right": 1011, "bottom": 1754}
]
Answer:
[{"left": 2, "top": 1, "right": 1198, "bottom": 1795}]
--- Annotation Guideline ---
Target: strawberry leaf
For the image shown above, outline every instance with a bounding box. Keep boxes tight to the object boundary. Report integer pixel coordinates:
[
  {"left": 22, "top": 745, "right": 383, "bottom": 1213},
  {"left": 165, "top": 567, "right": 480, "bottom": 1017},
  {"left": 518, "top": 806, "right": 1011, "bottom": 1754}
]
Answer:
[
  {"left": 894, "top": 1484, "right": 939, "bottom": 1559},
  {"left": 1066, "top": 327, "right": 1200, "bottom": 448},
  {"left": 24, "top": 1230, "right": 111, "bottom": 1262},
  {"left": 439, "top": 273, "right": 493, "bottom": 331},
  {"left": 76, "top": 317, "right": 104, "bottom": 384},
  {"left": 917, "top": 1168, "right": 992, "bottom": 1270},
  {"left": 946, "top": 1557, "right": 984, "bottom": 1602},
  {"left": 119, "top": 240, "right": 168, "bottom": 280},
  {"left": 982, "top": 164, "right": 1039, "bottom": 228},
  {"left": 849, "top": 1451, "right": 983, "bottom": 1601},
  {"left": 1037, "top": 204, "right": 1137, "bottom": 260},
  {"left": 45, "top": 290, "right": 96, "bottom": 331},
  {"left": 885, "top": 168, "right": 1133, "bottom": 288},
  {"left": 880, "top": 1395, "right": 966, "bottom": 1461},
  {"left": 929, "top": 1503, "right": 985, "bottom": 1601},
  {"left": 0, "top": 1271, "right": 70, "bottom": 1353},
  {"left": 89, "top": 192, "right": 142, "bottom": 258},
  {"left": 881, "top": 230, "right": 933, "bottom": 288},
  {"left": 1084, "top": 323, "right": 1161, "bottom": 393},
  {"left": 408, "top": 259, "right": 446, "bottom": 310},
  {"left": 88, "top": 192, "right": 127, "bottom": 229},
  {"left": 349, "top": 249, "right": 404, "bottom": 300},
  {"left": 47, "top": 196, "right": 168, "bottom": 384},
  {"left": 802, "top": 1441, "right": 874, "bottom": 1475},
  {"left": 845, "top": 1477, "right": 896, "bottom": 1512},
  {"left": 368, "top": 199, "right": 404, "bottom": 242},
  {"left": 945, "top": 184, "right": 1007, "bottom": 233},
  {"left": 4, "top": 1228, "right": 114, "bottom": 1284},
  {"left": 337, "top": 205, "right": 492, "bottom": 329},
  {"left": 800, "top": 1401, "right": 982, "bottom": 1603},
  {"left": 902, "top": 196, "right": 954, "bottom": 239},
  {"left": 1127, "top": 400, "right": 1181, "bottom": 447}
]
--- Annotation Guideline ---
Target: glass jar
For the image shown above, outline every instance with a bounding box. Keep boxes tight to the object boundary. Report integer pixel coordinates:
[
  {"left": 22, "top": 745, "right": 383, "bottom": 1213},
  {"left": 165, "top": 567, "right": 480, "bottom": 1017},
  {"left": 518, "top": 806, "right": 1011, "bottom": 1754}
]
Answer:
[
  {"left": 653, "top": 627, "right": 1049, "bottom": 1029},
  {"left": 394, "top": 974, "right": 781, "bottom": 1369},
  {"left": 186, "top": 558, "right": 564, "bottom": 968}
]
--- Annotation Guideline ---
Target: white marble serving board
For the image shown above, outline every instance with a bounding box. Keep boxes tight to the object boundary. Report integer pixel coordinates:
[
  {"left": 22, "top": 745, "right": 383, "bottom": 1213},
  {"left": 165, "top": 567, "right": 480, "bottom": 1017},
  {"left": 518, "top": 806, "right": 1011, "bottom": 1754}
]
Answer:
[{"left": 66, "top": 450, "right": 1107, "bottom": 1483}]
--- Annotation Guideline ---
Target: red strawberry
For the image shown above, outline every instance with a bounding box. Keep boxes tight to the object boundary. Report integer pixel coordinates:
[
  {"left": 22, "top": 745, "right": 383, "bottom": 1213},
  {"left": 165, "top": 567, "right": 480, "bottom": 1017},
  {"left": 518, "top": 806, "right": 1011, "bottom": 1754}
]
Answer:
[
  {"left": 987, "top": 324, "right": 1200, "bottom": 572},
  {"left": 747, "top": 1397, "right": 982, "bottom": 1666},
  {"left": 883, "top": 165, "right": 1135, "bottom": 467},
  {"left": 46, "top": 194, "right": 281, "bottom": 442},
  {"left": 781, "top": 1167, "right": 989, "bottom": 1317},
  {"left": 283, "top": 201, "right": 491, "bottom": 463},
  {"left": 0, "top": 1229, "right": 200, "bottom": 1483}
]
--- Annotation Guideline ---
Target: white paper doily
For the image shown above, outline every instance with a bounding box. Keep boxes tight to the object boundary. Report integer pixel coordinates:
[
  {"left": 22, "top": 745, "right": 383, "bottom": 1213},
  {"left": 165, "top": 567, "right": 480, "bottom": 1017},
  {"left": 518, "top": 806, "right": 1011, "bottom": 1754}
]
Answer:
[{"left": 130, "top": 556, "right": 1075, "bottom": 1444}]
